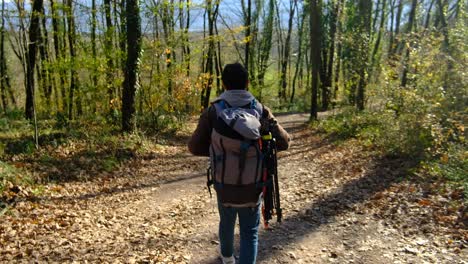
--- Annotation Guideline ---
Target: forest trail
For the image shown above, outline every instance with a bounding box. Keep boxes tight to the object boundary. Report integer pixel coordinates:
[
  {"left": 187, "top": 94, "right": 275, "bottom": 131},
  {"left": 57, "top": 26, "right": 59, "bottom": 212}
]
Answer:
[{"left": 1, "top": 113, "right": 466, "bottom": 263}]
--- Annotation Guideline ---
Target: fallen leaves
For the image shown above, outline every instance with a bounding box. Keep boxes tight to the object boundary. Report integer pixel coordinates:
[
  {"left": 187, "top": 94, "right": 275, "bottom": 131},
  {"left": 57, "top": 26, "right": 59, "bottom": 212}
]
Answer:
[{"left": 1, "top": 113, "right": 467, "bottom": 263}]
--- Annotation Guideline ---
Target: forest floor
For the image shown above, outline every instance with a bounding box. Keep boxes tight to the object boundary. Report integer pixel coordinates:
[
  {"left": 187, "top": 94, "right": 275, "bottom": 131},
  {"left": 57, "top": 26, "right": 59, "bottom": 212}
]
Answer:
[{"left": 0, "top": 113, "right": 467, "bottom": 263}]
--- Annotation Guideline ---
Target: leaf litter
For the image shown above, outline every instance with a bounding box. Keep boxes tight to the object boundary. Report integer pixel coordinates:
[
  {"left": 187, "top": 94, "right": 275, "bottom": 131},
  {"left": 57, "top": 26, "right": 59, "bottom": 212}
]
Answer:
[{"left": 0, "top": 113, "right": 466, "bottom": 263}]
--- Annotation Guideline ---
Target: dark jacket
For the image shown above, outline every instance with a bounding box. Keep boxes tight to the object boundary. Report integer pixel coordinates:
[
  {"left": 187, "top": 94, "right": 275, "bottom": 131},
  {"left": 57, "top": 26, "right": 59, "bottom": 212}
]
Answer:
[{"left": 188, "top": 91, "right": 290, "bottom": 156}]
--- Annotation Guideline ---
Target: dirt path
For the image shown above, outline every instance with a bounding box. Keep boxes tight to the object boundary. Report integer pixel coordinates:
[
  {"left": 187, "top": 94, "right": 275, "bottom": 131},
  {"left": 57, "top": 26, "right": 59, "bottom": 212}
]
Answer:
[{"left": 1, "top": 113, "right": 466, "bottom": 263}]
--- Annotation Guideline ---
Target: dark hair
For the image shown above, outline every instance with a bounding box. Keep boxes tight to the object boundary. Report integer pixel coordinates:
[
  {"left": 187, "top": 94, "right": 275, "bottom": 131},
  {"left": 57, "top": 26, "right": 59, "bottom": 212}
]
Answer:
[{"left": 221, "top": 63, "right": 248, "bottom": 90}]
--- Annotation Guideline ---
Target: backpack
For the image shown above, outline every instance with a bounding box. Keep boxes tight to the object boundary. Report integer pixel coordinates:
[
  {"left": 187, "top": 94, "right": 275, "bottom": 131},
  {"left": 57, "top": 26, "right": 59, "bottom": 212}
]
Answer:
[{"left": 208, "top": 99, "right": 265, "bottom": 207}]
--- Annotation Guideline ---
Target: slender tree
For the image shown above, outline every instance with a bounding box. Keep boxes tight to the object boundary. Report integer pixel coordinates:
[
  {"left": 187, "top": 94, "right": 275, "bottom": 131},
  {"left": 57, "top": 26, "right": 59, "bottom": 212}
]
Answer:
[
  {"left": 104, "top": 0, "right": 115, "bottom": 104},
  {"left": 0, "top": 0, "right": 12, "bottom": 113},
  {"left": 400, "top": 0, "right": 418, "bottom": 88},
  {"left": 90, "top": 0, "right": 98, "bottom": 92},
  {"left": 370, "top": 0, "right": 387, "bottom": 73},
  {"left": 256, "top": 0, "right": 275, "bottom": 91},
  {"left": 355, "top": 0, "right": 372, "bottom": 111},
  {"left": 122, "top": 0, "right": 141, "bottom": 132},
  {"left": 291, "top": 1, "right": 308, "bottom": 104},
  {"left": 25, "top": 0, "right": 43, "bottom": 120},
  {"left": 389, "top": 0, "right": 403, "bottom": 55},
  {"left": 201, "top": 0, "right": 220, "bottom": 109},
  {"left": 309, "top": 0, "right": 321, "bottom": 120},
  {"left": 65, "top": 0, "right": 79, "bottom": 119},
  {"left": 244, "top": 0, "right": 252, "bottom": 73},
  {"left": 50, "top": 0, "right": 66, "bottom": 112},
  {"left": 279, "top": 0, "right": 297, "bottom": 102}
]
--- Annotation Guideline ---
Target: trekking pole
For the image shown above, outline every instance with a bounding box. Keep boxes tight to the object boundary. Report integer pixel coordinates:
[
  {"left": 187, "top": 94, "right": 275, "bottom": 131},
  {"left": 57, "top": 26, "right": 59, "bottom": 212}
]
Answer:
[{"left": 271, "top": 138, "right": 282, "bottom": 222}]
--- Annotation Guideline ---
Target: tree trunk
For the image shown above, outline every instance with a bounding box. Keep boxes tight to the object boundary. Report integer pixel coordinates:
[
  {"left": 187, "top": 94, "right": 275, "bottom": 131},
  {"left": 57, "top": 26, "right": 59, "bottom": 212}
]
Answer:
[
  {"left": 291, "top": 1, "right": 308, "bottom": 104},
  {"left": 91, "top": 0, "right": 98, "bottom": 92},
  {"left": 201, "top": 0, "right": 220, "bottom": 109},
  {"left": 323, "top": 0, "right": 342, "bottom": 109},
  {"left": 280, "top": 0, "right": 297, "bottom": 103},
  {"left": 66, "top": 0, "right": 79, "bottom": 119},
  {"left": 0, "top": 0, "right": 10, "bottom": 113},
  {"left": 355, "top": 0, "right": 372, "bottom": 111},
  {"left": 38, "top": 5, "right": 52, "bottom": 110},
  {"left": 50, "top": 0, "right": 66, "bottom": 112},
  {"left": 309, "top": 0, "right": 321, "bottom": 120},
  {"left": 257, "top": 0, "right": 274, "bottom": 90},
  {"left": 122, "top": 0, "right": 141, "bottom": 132},
  {"left": 370, "top": 0, "right": 387, "bottom": 74},
  {"left": 424, "top": 0, "right": 436, "bottom": 29},
  {"left": 104, "top": 0, "right": 115, "bottom": 104},
  {"left": 244, "top": 0, "right": 251, "bottom": 73},
  {"left": 25, "top": 0, "right": 43, "bottom": 121},
  {"left": 400, "top": 0, "right": 417, "bottom": 88},
  {"left": 390, "top": 0, "right": 403, "bottom": 55},
  {"left": 333, "top": 0, "right": 344, "bottom": 100}
]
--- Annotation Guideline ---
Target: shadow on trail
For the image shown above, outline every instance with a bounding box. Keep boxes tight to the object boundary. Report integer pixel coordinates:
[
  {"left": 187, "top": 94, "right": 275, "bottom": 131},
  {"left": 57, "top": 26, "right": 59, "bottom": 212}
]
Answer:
[
  {"left": 28, "top": 171, "right": 205, "bottom": 203},
  {"left": 256, "top": 156, "right": 418, "bottom": 262}
]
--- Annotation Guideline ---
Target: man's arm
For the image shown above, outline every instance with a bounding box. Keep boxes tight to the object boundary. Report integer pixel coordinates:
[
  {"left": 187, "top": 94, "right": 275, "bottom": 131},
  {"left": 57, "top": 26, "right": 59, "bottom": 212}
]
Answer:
[
  {"left": 188, "top": 108, "right": 213, "bottom": 156},
  {"left": 263, "top": 106, "right": 291, "bottom": 151}
]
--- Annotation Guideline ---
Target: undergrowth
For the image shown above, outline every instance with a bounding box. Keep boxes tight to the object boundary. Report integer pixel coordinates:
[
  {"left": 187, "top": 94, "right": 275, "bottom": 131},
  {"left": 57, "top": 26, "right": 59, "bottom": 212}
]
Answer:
[{"left": 316, "top": 108, "right": 467, "bottom": 204}]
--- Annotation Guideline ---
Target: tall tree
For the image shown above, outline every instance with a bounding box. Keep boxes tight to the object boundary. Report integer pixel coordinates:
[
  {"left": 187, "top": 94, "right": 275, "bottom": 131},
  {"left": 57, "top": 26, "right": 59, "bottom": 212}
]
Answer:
[
  {"left": 389, "top": 0, "right": 403, "bottom": 55},
  {"left": 309, "top": 0, "right": 321, "bottom": 120},
  {"left": 322, "top": 0, "right": 343, "bottom": 110},
  {"left": 104, "top": 0, "right": 115, "bottom": 104},
  {"left": 400, "top": 0, "right": 417, "bottom": 88},
  {"left": 50, "top": 0, "right": 66, "bottom": 112},
  {"left": 122, "top": 0, "right": 141, "bottom": 132},
  {"left": 355, "top": 0, "right": 372, "bottom": 110},
  {"left": 291, "top": 1, "right": 308, "bottom": 104},
  {"left": 65, "top": 0, "right": 79, "bottom": 119},
  {"left": 38, "top": 3, "right": 52, "bottom": 109},
  {"left": 0, "top": 0, "right": 13, "bottom": 113},
  {"left": 333, "top": 0, "right": 344, "bottom": 100},
  {"left": 201, "top": 0, "right": 220, "bottom": 109},
  {"left": 90, "top": 0, "right": 98, "bottom": 92},
  {"left": 243, "top": 0, "right": 252, "bottom": 73},
  {"left": 25, "top": 0, "right": 43, "bottom": 120},
  {"left": 370, "top": 0, "right": 387, "bottom": 74},
  {"left": 279, "top": 0, "right": 297, "bottom": 102},
  {"left": 256, "top": 0, "right": 275, "bottom": 91}
]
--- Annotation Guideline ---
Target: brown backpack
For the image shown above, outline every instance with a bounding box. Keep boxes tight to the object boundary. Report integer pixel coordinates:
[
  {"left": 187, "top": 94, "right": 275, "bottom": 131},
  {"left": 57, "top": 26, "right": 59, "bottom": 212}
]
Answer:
[{"left": 208, "top": 99, "right": 265, "bottom": 207}]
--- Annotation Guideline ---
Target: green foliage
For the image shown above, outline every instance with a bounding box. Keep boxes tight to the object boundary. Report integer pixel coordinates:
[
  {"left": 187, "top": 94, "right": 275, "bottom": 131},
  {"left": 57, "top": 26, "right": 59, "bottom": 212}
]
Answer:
[
  {"left": 422, "top": 144, "right": 468, "bottom": 203},
  {"left": 0, "top": 161, "right": 33, "bottom": 195}
]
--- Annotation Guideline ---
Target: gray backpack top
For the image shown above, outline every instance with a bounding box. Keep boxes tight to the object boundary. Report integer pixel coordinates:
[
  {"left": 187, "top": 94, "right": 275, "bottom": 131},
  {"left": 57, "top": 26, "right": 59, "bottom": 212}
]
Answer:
[{"left": 209, "top": 99, "right": 265, "bottom": 207}]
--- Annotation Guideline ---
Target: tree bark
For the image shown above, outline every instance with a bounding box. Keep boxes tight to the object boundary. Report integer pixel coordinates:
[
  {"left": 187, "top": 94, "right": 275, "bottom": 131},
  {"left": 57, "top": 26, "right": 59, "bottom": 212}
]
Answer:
[
  {"left": 355, "top": 0, "right": 372, "bottom": 111},
  {"left": 0, "top": 0, "right": 10, "bottom": 113},
  {"left": 91, "top": 0, "right": 98, "bottom": 92},
  {"left": 291, "top": 1, "right": 308, "bottom": 104},
  {"left": 400, "top": 0, "right": 417, "bottom": 88},
  {"left": 104, "top": 0, "right": 115, "bottom": 104},
  {"left": 257, "top": 0, "right": 274, "bottom": 90},
  {"left": 50, "top": 0, "right": 66, "bottom": 112},
  {"left": 201, "top": 0, "right": 220, "bottom": 109},
  {"left": 244, "top": 0, "right": 251, "bottom": 73},
  {"left": 370, "top": 0, "right": 387, "bottom": 74},
  {"left": 309, "top": 0, "right": 321, "bottom": 120},
  {"left": 65, "top": 0, "right": 79, "bottom": 119},
  {"left": 122, "top": 0, "right": 141, "bottom": 132},
  {"left": 280, "top": 0, "right": 297, "bottom": 103},
  {"left": 25, "top": 0, "right": 43, "bottom": 120}
]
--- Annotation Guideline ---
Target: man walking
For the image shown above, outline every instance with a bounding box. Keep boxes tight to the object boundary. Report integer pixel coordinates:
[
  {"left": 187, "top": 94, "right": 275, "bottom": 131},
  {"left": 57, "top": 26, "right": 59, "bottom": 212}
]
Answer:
[{"left": 188, "top": 63, "right": 290, "bottom": 264}]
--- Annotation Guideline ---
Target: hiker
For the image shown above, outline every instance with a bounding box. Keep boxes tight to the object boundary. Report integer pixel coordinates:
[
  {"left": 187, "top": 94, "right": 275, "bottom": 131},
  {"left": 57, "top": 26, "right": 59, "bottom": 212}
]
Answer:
[{"left": 188, "top": 63, "right": 290, "bottom": 264}]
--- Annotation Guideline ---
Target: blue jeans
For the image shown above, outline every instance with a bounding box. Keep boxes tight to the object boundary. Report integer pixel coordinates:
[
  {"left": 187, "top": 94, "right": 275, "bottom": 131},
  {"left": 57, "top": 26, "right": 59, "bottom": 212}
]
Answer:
[{"left": 217, "top": 199, "right": 261, "bottom": 264}]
